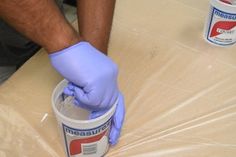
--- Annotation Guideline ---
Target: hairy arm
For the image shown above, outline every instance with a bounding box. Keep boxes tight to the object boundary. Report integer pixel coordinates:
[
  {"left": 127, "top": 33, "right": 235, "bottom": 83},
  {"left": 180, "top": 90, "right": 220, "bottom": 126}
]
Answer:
[
  {"left": 77, "top": 0, "right": 116, "bottom": 54},
  {"left": 0, "top": 0, "right": 81, "bottom": 53}
]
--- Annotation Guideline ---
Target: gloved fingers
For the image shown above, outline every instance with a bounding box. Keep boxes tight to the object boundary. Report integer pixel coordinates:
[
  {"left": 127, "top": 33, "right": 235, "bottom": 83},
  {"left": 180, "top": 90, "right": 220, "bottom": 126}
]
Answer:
[
  {"left": 109, "top": 93, "right": 125, "bottom": 146},
  {"left": 74, "top": 85, "right": 105, "bottom": 111},
  {"left": 112, "top": 93, "right": 125, "bottom": 130},
  {"left": 100, "top": 87, "right": 118, "bottom": 110},
  {"left": 110, "top": 89, "right": 119, "bottom": 108},
  {"left": 108, "top": 84, "right": 119, "bottom": 108},
  {"left": 89, "top": 109, "right": 108, "bottom": 119},
  {"left": 73, "top": 98, "right": 92, "bottom": 111},
  {"left": 73, "top": 85, "right": 91, "bottom": 106},
  {"left": 109, "top": 126, "right": 120, "bottom": 146},
  {"left": 63, "top": 86, "right": 74, "bottom": 96},
  {"left": 63, "top": 82, "right": 76, "bottom": 96},
  {"left": 67, "top": 82, "right": 75, "bottom": 88},
  {"left": 104, "top": 90, "right": 119, "bottom": 110},
  {"left": 89, "top": 87, "right": 119, "bottom": 120}
]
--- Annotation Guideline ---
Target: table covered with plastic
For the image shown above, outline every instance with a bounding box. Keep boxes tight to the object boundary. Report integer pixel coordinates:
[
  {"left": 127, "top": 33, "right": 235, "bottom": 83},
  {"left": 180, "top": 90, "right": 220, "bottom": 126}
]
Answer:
[{"left": 0, "top": 0, "right": 236, "bottom": 156}]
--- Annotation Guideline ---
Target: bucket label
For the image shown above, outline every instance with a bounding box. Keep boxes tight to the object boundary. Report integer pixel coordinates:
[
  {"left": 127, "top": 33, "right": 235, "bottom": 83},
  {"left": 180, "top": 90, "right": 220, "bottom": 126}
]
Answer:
[
  {"left": 207, "top": 7, "right": 236, "bottom": 45},
  {"left": 62, "top": 119, "right": 111, "bottom": 157}
]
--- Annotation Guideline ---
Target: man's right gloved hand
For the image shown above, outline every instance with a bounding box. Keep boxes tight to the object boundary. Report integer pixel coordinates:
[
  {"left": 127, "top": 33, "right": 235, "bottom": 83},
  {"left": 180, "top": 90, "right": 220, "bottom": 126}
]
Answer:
[
  {"left": 49, "top": 41, "right": 125, "bottom": 145},
  {"left": 65, "top": 85, "right": 125, "bottom": 145},
  {"left": 49, "top": 41, "right": 119, "bottom": 111}
]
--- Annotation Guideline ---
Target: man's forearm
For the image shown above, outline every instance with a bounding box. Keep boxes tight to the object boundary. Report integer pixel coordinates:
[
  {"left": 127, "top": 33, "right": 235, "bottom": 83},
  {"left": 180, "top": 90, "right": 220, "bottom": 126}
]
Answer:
[
  {"left": 77, "top": 0, "right": 116, "bottom": 54},
  {"left": 0, "top": 0, "right": 80, "bottom": 53}
]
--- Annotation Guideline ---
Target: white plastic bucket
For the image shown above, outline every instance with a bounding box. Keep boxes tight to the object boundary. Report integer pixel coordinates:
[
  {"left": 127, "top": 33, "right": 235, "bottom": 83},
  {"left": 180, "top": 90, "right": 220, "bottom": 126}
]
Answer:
[
  {"left": 204, "top": 0, "right": 236, "bottom": 46},
  {"left": 51, "top": 79, "right": 117, "bottom": 157}
]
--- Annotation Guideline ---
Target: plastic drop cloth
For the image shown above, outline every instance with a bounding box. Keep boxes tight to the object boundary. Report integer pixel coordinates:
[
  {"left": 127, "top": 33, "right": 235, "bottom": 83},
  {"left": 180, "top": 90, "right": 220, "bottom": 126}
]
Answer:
[{"left": 0, "top": 0, "right": 236, "bottom": 156}]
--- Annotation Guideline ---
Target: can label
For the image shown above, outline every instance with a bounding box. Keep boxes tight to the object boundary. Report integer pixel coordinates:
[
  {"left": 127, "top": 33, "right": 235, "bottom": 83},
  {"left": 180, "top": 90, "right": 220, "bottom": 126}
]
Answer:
[
  {"left": 62, "top": 119, "right": 111, "bottom": 157},
  {"left": 206, "top": 6, "right": 236, "bottom": 45}
]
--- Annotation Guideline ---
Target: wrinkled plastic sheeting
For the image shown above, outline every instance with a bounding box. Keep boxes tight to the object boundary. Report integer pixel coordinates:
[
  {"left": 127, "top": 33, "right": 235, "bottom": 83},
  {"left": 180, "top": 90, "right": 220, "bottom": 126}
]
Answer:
[
  {"left": 0, "top": 0, "right": 236, "bottom": 156},
  {"left": 0, "top": 105, "right": 61, "bottom": 157}
]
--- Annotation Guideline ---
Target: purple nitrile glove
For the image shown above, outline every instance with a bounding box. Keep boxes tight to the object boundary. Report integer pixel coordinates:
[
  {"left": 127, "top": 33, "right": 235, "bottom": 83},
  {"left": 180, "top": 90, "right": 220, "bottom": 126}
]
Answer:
[
  {"left": 64, "top": 84, "right": 125, "bottom": 145},
  {"left": 49, "top": 42, "right": 119, "bottom": 111},
  {"left": 90, "top": 92, "right": 125, "bottom": 145}
]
